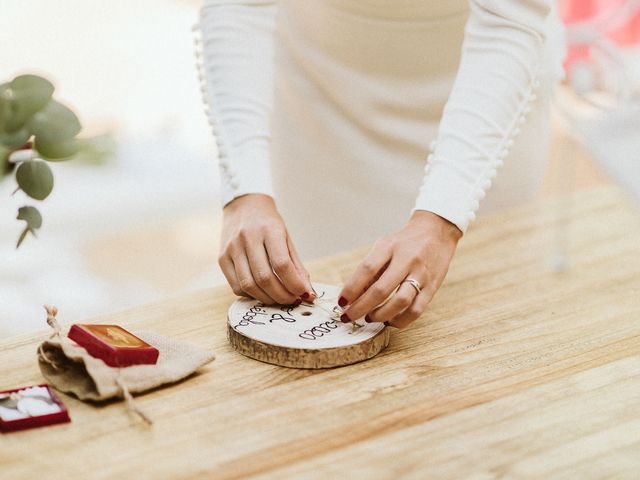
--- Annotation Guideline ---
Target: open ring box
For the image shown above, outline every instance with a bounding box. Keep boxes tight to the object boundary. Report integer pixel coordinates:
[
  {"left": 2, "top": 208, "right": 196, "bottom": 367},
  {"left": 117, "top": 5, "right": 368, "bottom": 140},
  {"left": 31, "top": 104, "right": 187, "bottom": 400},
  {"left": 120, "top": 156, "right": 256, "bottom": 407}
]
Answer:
[{"left": 0, "top": 384, "right": 70, "bottom": 433}]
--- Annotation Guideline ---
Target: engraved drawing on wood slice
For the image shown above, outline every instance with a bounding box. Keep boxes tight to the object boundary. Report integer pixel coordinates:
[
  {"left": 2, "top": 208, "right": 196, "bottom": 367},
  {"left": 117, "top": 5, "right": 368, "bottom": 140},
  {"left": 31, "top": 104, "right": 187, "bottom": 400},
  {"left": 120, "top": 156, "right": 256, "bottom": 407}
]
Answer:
[{"left": 227, "top": 283, "right": 390, "bottom": 369}]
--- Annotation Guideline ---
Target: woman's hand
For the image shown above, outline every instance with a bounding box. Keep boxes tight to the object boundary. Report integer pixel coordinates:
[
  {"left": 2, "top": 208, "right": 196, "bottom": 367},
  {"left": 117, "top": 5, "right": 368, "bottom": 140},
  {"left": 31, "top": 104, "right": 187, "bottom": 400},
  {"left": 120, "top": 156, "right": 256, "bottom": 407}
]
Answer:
[
  {"left": 338, "top": 211, "right": 461, "bottom": 329},
  {"left": 219, "top": 194, "right": 315, "bottom": 305}
]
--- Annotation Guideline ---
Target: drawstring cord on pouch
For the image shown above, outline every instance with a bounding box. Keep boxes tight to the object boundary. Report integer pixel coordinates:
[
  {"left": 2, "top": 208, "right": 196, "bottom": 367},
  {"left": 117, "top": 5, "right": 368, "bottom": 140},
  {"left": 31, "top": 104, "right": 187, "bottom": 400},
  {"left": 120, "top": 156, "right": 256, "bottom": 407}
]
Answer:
[
  {"left": 37, "top": 305, "right": 63, "bottom": 370},
  {"left": 116, "top": 375, "right": 153, "bottom": 426}
]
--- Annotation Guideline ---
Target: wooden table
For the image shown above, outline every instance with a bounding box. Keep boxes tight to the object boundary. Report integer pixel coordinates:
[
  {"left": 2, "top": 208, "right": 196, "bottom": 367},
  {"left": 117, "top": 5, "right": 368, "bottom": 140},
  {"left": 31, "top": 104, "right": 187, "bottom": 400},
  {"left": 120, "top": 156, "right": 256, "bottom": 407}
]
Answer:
[{"left": 2, "top": 187, "right": 639, "bottom": 479}]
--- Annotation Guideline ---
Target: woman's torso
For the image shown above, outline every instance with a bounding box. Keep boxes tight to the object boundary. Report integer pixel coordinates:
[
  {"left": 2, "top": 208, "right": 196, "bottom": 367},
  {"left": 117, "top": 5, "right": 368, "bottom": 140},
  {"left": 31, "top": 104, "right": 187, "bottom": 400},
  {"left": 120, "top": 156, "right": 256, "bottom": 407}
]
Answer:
[{"left": 269, "top": 0, "right": 563, "bottom": 259}]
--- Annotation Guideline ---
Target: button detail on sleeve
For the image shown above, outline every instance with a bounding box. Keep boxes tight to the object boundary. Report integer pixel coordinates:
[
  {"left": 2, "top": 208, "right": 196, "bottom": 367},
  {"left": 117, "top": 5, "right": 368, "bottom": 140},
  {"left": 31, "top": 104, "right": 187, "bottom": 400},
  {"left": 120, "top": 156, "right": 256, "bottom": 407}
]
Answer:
[
  {"left": 463, "top": 69, "right": 543, "bottom": 226},
  {"left": 193, "top": 22, "right": 237, "bottom": 192}
]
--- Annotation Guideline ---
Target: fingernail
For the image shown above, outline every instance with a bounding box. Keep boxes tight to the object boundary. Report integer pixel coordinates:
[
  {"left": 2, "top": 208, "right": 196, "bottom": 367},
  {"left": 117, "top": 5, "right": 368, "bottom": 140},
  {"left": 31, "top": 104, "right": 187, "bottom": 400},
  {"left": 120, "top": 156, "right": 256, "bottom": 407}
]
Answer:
[
  {"left": 338, "top": 296, "right": 348, "bottom": 307},
  {"left": 340, "top": 313, "right": 351, "bottom": 323},
  {"left": 293, "top": 299, "right": 302, "bottom": 307},
  {"left": 365, "top": 315, "right": 372, "bottom": 323},
  {"left": 301, "top": 292, "right": 310, "bottom": 300}
]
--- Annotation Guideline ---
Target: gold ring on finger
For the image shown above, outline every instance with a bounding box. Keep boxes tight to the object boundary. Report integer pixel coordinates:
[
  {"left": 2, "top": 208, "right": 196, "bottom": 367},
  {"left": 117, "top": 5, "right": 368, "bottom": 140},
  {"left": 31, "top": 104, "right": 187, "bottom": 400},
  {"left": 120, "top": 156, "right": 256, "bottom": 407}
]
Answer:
[{"left": 401, "top": 277, "right": 422, "bottom": 294}]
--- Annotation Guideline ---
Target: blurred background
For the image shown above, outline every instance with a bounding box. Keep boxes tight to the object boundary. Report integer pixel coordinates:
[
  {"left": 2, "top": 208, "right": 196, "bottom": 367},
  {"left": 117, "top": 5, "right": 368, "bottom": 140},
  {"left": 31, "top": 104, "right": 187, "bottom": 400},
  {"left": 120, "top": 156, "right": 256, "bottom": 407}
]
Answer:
[{"left": 1, "top": 0, "right": 639, "bottom": 335}]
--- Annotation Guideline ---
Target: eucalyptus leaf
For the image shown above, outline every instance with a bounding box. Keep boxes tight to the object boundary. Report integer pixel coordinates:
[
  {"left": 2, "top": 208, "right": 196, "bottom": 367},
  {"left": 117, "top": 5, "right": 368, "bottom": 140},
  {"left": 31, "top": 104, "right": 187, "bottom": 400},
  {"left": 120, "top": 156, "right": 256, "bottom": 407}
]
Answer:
[
  {"left": 0, "top": 126, "right": 30, "bottom": 148},
  {"left": 73, "top": 134, "right": 116, "bottom": 165},
  {"left": 17, "top": 205, "right": 42, "bottom": 229},
  {"left": 28, "top": 99, "right": 81, "bottom": 144},
  {"left": 35, "top": 136, "right": 79, "bottom": 160},
  {"left": 2, "top": 73, "right": 86, "bottom": 247},
  {"left": 0, "top": 145, "right": 9, "bottom": 177},
  {"left": 16, "top": 205, "right": 42, "bottom": 248},
  {"left": 11, "top": 74, "right": 54, "bottom": 95},
  {"left": 3, "top": 75, "right": 54, "bottom": 133},
  {"left": 16, "top": 160, "right": 54, "bottom": 200},
  {"left": 0, "top": 82, "right": 10, "bottom": 131}
]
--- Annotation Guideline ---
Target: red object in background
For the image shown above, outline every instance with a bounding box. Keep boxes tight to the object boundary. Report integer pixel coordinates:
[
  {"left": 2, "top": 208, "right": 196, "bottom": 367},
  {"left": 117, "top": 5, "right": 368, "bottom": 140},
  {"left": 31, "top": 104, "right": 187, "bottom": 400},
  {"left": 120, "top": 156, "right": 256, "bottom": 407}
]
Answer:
[
  {"left": 560, "top": 0, "right": 640, "bottom": 67},
  {"left": 0, "top": 384, "right": 70, "bottom": 433},
  {"left": 68, "top": 324, "right": 159, "bottom": 367},
  {"left": 560, "top": 0, "right": 640, "bottom": 44}
]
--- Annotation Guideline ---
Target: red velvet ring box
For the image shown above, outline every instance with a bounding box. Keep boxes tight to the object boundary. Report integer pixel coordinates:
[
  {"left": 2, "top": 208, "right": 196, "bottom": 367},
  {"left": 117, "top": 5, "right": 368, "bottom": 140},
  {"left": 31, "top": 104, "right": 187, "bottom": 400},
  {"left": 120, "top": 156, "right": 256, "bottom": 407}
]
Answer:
[
  {"left": 0, "top": 384, "right": 70, "bottom": 433},
  {"left": 68, "top": 324, "right": 159, "bottom": 367}
]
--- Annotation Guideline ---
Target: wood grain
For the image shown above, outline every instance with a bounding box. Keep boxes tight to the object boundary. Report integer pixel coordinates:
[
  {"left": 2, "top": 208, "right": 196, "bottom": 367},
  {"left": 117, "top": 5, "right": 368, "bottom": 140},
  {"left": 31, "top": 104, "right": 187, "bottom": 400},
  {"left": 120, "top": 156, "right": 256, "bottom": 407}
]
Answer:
[{"left": 1, "top": 186, "right": 639, "bottom": 479}]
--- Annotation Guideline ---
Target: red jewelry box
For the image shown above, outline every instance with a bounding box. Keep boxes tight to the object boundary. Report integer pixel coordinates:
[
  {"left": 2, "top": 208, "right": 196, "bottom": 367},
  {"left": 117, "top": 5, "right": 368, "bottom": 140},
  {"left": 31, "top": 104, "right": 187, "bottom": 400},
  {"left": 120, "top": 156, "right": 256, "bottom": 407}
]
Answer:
[
  {"left": 0, "top": 384, "right": 70, "bottom": 433},
  {"left": 68, "top": 323, "right": 159, "bottom": 367}
]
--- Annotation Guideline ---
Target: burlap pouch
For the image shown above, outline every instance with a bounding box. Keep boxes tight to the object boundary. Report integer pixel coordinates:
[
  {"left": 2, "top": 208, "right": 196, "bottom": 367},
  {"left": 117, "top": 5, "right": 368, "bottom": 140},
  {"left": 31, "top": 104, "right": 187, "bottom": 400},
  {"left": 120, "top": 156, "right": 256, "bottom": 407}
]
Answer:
[{"left": 37, "top": 306, "right": 215, "bottom": 424}]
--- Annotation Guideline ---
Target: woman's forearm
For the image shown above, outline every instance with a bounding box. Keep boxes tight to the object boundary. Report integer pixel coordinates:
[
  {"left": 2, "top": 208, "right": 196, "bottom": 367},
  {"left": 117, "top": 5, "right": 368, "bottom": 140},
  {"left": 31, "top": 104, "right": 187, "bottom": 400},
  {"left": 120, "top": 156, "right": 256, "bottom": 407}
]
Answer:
[{"left": 414, "top": 0, "right": 553, "bottom": 233}]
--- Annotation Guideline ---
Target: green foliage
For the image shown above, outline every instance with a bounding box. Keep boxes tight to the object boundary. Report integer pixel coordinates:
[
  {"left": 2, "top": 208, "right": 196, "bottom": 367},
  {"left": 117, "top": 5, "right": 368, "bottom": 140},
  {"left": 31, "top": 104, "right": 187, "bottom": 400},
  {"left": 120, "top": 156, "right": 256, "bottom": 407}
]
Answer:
[
  {"left": 16, "top": 160, "right": 54, "bottom": 200},
  {"left": 1, "top": 75, "right": 54, "bottom": 133},
  {"left": 16, "top": 206, "right": 43, "bottom": 248},
  {"left": 29, "top": 100, "right": 81, "bottom": 145},
  {"left": 0, "top": 144, "right": 10, "bottom": 174},
  {"left": 0, "top": 73, "right": 83, "bottom": 247},
  {"left": 34, "top": 136, "right": 79, "bottom": 160},
  {"left": 73, "top": 134, "right": 116, "bottom": 165},
  {"left": 0, "top": 125, "right": 30, "bottom": 149}
]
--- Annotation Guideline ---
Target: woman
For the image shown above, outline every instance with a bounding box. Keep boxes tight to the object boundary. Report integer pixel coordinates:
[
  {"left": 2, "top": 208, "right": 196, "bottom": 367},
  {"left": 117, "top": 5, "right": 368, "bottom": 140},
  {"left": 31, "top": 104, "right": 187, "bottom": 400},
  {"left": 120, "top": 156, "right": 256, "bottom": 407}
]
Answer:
[{"left": 195, "top": 0, "right": 564, "bottom": 328}]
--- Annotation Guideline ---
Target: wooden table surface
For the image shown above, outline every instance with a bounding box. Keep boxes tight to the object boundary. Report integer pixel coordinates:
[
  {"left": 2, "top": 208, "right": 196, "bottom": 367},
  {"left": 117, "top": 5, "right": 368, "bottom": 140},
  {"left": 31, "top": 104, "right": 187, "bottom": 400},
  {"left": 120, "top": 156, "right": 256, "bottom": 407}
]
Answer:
[{"left": 2, "top": 187, "right": 639, "bottom": 479}]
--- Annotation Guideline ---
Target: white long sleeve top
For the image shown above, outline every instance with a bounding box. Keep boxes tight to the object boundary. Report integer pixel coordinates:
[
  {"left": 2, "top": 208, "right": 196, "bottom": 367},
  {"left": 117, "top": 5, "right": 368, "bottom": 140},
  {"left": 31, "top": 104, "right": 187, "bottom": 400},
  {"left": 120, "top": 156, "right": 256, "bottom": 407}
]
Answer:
[{"left": 195, "top": 0, "right": 559, "bottom": 233}]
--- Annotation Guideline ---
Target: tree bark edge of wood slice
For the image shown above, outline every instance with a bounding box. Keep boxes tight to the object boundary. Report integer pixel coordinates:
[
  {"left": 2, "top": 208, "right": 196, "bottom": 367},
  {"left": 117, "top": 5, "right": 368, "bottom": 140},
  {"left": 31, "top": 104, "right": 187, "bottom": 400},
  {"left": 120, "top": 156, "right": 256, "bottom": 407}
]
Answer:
[{"left": 227, "top": 322, "right": 391, "bottom": 369}]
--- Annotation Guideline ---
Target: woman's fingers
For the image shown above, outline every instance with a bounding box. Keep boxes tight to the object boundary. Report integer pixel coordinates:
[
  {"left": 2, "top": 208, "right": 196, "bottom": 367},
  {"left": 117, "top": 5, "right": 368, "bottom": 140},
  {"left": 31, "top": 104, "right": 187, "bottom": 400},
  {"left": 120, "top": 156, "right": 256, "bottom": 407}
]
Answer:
[
  {"left": 387, "top": 290, "right": 434, "bottom": 328},
  {"left": 287, "top": 236, "right": 315, "bottom": 302},
  {"left": 366, "top": 279, "right": 419, "bottom": 323},
  {"left": 218, "top": 194, "right": 318, "bottom": 305},
  {"left": 264, "top": 232, "right": 308, "bottom": 299},
  {"left": 246, "top": 242, "right": 299, "bottom": 305},
  {"left": 385, "top": 287, "right": 434, "bottom": 329},
  {"left": 339, "top": 242, "right": 392, "bottom": 309},
  {"left": 218, "top": 254, "right": 244, "bottom": 297},
  {"left": 223, "top": 230, "right": 312, "bottom": 306},
  {"left": 231, "top": 252, "right": 275, "bottom": 305},
  {"left": 336, "top": 210, "right": 460, "bottom": 329},
  {"left": 341, "top": 255, "right": 409, "bottom": 322}
]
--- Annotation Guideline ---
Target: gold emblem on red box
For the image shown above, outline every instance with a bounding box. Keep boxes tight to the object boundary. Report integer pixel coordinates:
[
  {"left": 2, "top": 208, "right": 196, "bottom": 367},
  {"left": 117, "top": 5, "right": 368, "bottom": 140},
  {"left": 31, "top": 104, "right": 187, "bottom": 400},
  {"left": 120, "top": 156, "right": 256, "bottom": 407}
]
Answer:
[{"left": 83, "top": 325, "right": 149, "bottom": 349}]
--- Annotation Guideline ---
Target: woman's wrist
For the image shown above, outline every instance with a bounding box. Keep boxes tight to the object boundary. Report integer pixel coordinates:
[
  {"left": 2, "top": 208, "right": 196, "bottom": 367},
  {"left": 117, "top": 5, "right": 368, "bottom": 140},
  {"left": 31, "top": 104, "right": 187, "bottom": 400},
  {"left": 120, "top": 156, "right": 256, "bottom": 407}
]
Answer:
[
  {"left": 223, "top": 193, "right": 276, "bottom": 214},
  {"left": 409, "top": 210, "right": 462, "bottom": 244}
]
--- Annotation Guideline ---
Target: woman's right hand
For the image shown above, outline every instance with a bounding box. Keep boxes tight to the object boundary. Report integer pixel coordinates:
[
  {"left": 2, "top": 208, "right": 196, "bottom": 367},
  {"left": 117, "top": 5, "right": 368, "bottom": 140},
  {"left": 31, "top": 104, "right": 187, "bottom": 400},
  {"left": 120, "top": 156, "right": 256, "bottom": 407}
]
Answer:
[{"left": 218, "top": 194, "right": 315, "bottom": 305}]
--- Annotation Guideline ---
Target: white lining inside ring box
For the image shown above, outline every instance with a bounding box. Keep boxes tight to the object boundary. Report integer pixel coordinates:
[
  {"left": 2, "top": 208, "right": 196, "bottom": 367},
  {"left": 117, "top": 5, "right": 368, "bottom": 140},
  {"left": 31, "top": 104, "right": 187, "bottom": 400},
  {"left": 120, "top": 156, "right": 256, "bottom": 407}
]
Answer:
[{"left": 0, "top": 386, "right": 63, "bottom": 421}]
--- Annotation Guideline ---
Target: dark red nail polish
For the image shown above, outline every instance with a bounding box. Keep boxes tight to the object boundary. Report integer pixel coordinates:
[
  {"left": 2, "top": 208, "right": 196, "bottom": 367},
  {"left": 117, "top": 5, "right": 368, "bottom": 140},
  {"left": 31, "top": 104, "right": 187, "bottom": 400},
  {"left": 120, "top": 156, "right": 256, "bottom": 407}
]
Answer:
[
  {"left": 365, "top": 315, "right": 372, "bottom": 323},
  {"left": 340, "top": 313, "right": 351, "bottom": 323},
  {"left": 338, "top": 296, "right": 348, "bottom": 307},
  {"left": 293, "top": 299, "right": 302, "bottom": 307},
  {"left": 301, "top": 292, "right": 310, "bottom": 300}
]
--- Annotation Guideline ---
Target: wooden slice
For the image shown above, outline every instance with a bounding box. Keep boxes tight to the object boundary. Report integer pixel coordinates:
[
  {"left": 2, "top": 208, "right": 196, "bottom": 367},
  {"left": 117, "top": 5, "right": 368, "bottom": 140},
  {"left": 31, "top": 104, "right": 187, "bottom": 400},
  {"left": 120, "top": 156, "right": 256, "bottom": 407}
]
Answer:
[{"left": 227, "top": 283, "right": 390, "bottom": 369}]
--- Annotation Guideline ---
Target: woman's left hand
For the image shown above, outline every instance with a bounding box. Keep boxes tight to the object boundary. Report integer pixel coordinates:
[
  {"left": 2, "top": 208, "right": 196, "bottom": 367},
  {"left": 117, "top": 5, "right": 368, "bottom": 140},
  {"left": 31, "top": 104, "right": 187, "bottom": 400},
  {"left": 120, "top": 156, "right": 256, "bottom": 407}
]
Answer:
[{"left": 338, "top": 211, "right": 462, "bottom": 329}]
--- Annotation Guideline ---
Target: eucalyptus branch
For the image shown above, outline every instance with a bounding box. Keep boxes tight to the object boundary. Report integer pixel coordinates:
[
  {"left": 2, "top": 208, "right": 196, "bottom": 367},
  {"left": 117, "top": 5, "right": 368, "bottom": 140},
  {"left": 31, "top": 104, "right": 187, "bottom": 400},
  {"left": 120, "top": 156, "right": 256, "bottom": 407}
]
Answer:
[{"left": 0, "top": 74, "right": 82, "bottom": 248}]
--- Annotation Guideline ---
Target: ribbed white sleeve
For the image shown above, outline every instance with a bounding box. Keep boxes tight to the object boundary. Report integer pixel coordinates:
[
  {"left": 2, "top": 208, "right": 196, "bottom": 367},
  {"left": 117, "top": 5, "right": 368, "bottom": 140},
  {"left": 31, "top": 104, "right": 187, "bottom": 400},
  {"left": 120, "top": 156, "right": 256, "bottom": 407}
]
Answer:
[
  {"left": 195, "top": 0, "right": 277, "bottom": 206},
  {"left": 413, "top": 0, "right": 552, "bottom": 232}
]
